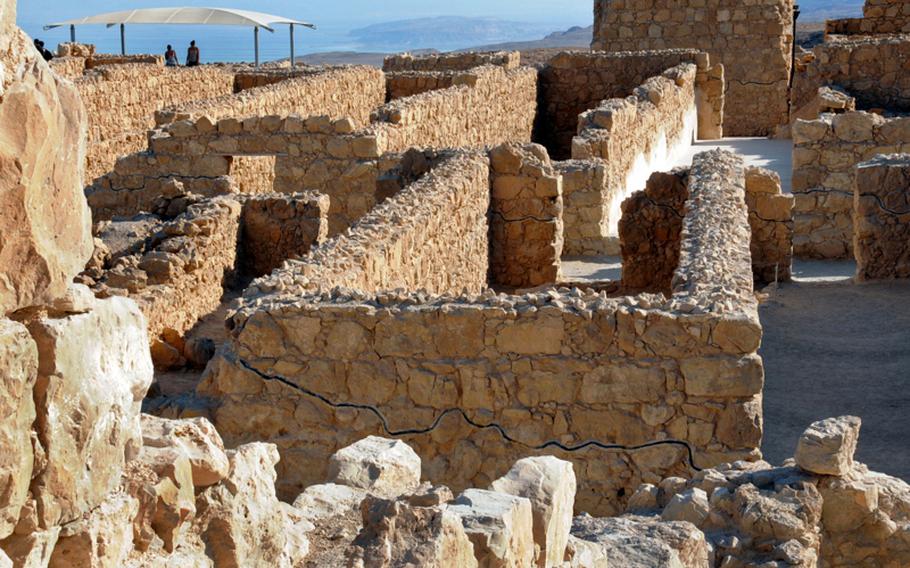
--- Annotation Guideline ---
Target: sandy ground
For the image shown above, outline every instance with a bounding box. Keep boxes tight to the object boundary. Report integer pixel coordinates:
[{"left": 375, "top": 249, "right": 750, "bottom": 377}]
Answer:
[
  {"left": 759, "top": 279, "right": 910, "bottom": 479},
  {"left": 674, "top": 138, "right": 794, "bottom": 193},
  {"left": 562, "top": 255, "right": 622, "bottom": 282}
]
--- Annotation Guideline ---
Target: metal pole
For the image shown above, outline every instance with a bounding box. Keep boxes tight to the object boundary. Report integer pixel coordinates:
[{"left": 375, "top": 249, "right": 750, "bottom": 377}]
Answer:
[
  {"left": 254, "top": 26, "right": 260, "bottom": 67},
  {"left": 290, "top": 24, "right": 295, "bottom": 68},
  {"left": 120, "top": 23, "right": 126, "bottom": 55},
  {"left": 70, "top": 24, "right": 76, "bottom": 43}
]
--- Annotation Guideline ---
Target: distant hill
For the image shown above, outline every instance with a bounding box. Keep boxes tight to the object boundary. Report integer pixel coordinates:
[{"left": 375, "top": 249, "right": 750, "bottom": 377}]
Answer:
[
  {"left": 798, "top": 0, "right": 864, "bottom": 21},
  {"left": 349, "top": 16, "right": 562, "bottom": 51}
]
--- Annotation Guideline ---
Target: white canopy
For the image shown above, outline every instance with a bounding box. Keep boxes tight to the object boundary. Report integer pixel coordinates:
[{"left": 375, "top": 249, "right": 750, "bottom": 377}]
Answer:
[{"left": 46, "top": 8, "right": 315, "bottom": 33}]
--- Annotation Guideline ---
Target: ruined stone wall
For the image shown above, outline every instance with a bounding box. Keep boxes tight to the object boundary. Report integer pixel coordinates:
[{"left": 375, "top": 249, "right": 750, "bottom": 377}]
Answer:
[
  {"left": 156, "top": 66, "right": 385, "bottom": 128},
  {"left": 557, "top": 160, "right": 614, "bottom": 257},
  {"left": 826, "top": 0, "right": 910, "bottom": 34},
  {"left": 793, "top": 35, "right": 910, "bottom": 115},
  {"left": 48, "top": 56, "right": 86, "bottom": 79},
  {"left": 620, "top": 171, "right": 688, "bottom": 295},
  {"left": 232, "top": 68, "right": 320, "bottom": 91},
  {"left": 240, "top": 192, "right": 329, "bottom": 278},
  {"left": 383, "top": 51, "right": 520, "bottom": 72},
  {"left": 373, "top": 65, "right": 538, "bottom": 152},
  {"left": 75, "top": 64, "right": 236, "bottom": 183},
  {"left": 229, "top": 155, "right": 277, "bottom": 195},
  {"left": 854, "top": 154, "right": 910, "bottom": 281},
  {"left": 593, "top": 0, "right": 793, "bottom": 136},
  {"left": 489, "top": 144, "right": 563, "bottom": 289},
  {"left": 572, "top": 63, "right": 699, "bottom": 240},
  {"left": 792, "top": 112, "right": 910, "bottom": 258},
  {"left": 385, "top": 72, "right": 458, "bottom": 100},
  {"left": 538, "top": 50, "right": 723, "bottom": 159},
  {"left": 745, "top": 167, "right": 794, "bottom": 283},
  {"left": 246, "top": 150, "right": 490, "bottom": 298},
  {"left": 198, "top": 150, "right": 763, "bottom": 515}
]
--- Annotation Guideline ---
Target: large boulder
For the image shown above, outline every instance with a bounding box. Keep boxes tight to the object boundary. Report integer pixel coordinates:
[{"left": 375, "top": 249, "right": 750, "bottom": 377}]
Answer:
[
  {"left": 0, "top": 0, "right": 93, "bottom": 315},
  {"left": 328, "top": 436, "right": 422, "bottom": 498},
  {"left": 795, "top": 416, "right": 862, "bottom": 476},
  {"left": 445, "top": 489, "right": 536, "bottom": 567},
  {"left": 26, "top": 295, "right": 154, "bottom": 528},
  {"left": 47, "top": 493, "right": 138, "bottom": 568},
  {"left": 490, "top": 456, "right": 576, "bottom": 568},
  {"left": 570, "top": 514, "right": 710, "bottom": 568},
  {"left": 0, "top": 320, "right": 37, "bottom": 539},
  {"left": 140, "top": 414, "right": 229, "bottom": 488}
]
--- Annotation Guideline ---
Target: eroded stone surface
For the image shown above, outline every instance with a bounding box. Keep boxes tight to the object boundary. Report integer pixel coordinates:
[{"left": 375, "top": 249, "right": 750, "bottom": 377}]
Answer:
[
  {"left": 327, "top": 437, "right": 422, "bottom": 499},
  {"left": 446, "top": 489, "right": 536, "bottom": 568},
  {"left": 795, "top": 416, "right": 862, "bottom": 476}
]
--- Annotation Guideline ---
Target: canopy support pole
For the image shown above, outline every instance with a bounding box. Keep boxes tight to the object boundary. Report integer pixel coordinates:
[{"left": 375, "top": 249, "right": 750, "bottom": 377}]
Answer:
[
  {"left": 120, "top": 23, "right": 125, "bottom": 55},
  {"left": 70, "top": 25, "right": 76, "bottom": 43},
  {"left": 254, "top": 26, "right": 260, "bottom": 67},
  {"left": 290, "top": 24, "right": 295, "bottom": 68}
]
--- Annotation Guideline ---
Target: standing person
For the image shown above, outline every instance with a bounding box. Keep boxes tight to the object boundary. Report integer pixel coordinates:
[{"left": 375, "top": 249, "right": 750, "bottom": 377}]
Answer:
[
  {"left": 165, "top": 44, "right": 179, "bottom": 67},
  {"left": 186, "top": 40, "right": 200, "bottom": 67}
]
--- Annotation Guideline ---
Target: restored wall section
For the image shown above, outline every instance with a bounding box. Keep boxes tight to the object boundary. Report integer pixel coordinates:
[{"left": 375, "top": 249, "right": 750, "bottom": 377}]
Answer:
[
  {"left": 198, "top": 150, "right": 764, "bottom": 516},
  {"left": 489, "top": 144, "right": 563, "bottom": 289},
  {"left": 854, "top": 154, "right": 910, "bottom": 281},
  {"left": 593, "top": 0, "right": 793, "bottom": 136},
  {"left": 572, "top": 63, "right": 699, "bottom": 240},
  {"left": 792, "top": 112, "right": 910, "bottom": 258}
]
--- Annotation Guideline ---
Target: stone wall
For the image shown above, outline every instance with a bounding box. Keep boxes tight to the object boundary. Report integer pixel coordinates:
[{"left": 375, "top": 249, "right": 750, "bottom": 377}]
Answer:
[
  {"left": 854, "top": 154, "right": 910, "bottom": 281},
  {"left": 489, "top": 144, "right": 563, "bottom": 289},
  {"left": 826, "top": 0, "right": 910, "bottom": 34},
  {"left": 537, "top": 50, "right": 723, "bottom": 159},
  {"left": 230, "top": 155, "right": 277, "bottom": 195},
  {"left": 593, "top": 0, "right": 793, "bottom": 136},
  {"left": 557, "top": 160, "right": 614, "bottom": 257},
  {"left": 156, "top": 66, "right": 385, "bottom": 129},
  {"left": 792, "top": 35, "right": 910, "bottom": 115},
  {"left": 240, "top": 192, "right": 329, "bottom": 278},
  {"left": 572, "top": 63, "right": 699, "bottom": 240},
  {"left": 373, "top": 65, "right": 538, "bottom": 153},
  {"left": 198, "top": 150, "right": 764, "bottom": 516},
  {"left": 385, "top": 72, "right": 458, "bottom": 101},
  {"left": 245, "top": 150, "right": 490, "bottom": 298},
  {"left": 75, "top": 64, "right": 236, "bottom": 183},
  {"left": 383, "top": 51, "right": 520, "bottom": 72},
  {"left": 745, "top": 167, "right": 794, "bottom": 283},
  {"left": 792, "top": 112, "right": 910, "bottom": 258}
]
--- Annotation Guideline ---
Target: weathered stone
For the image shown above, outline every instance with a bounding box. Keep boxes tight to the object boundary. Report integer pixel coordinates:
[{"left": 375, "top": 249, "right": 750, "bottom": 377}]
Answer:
[
  {"left": 141, "top": 414, "right": 229, "bottom": 488},
  {"left": 48, "top": 493, "right": 137, "bottom": 568},
  {"left": 328, "top": 436, "right": 422, "bottom": 498},
  {"left": 795, "top": 416, "right": 862, "bottom": 476},
  {"left": 446, "top": 489, "right": 536, "bottom": 568},
  {"left": 138, "top": 446, "right": 196, "bottom": 552},
  {"left": 26, "top": 296, "right": 153, "bottom": 528},
  {"left": 293, "top": 483, "right": 367, "bottom": 524},
  {"left": 490, "top": 456, "right": 575, "bottom": 568},
  {"left": 0, "top": 527, "right": 60, "bottom": 568},
  {"left": 570, "top": 514, "right": 710, "bottom": 568},
  {"left": 0, "top": 320, "right": 37, "bottom": 540},
  {"left": 661, "top": 488, "right": 710, "bottom": 527}
]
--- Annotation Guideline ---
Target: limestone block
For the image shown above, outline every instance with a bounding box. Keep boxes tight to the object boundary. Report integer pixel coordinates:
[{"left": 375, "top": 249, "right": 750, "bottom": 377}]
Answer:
[
  {"left": 563, "top": 535, "right": 608, "bottom": 568},
  {"left": 327, "top": 437, "right": 422, "bottom": 498},
  {"left": 293, "top": 483, "right": 367, "bottom": 524},
  {"left": 26, "top": 296, "right": 153, "bottom": 528},
  {"left": 490, "top": 457, "right": 576, "bottom": 568},
  {"left": 0, "top": 320, "right": 37, "bottom": 540},
  {"left": 661, "top": 488, "right": 710, "bottom": 527},
  {"left": 138, "top": 446, "right": 196, "bottom": 552},
  {"left": 0, "top": 528, "right": 60, "bottom": 568},
  {"left": 626, "top": 484, "right": 660, "bottom": 513},
  {"left": 446, "top": 489, "right": 535, "bottom": 568},
  {"left": 854, "top": 154, "right": 910, "bottom": 281},
  {"left": 140, "top": 414, "right": 229, "bottom": 488},
  {"left": 795, "top": 416, "right": 862, "bottom": 476},
  {"left": 48, "top": 493, "right": 137, "bottom": 568},
  {"left": 195, "top": 443, "right": 311, "bottom": 567},
  {"left": 0, "top": 8, "right": 93, "bottom": 314}
]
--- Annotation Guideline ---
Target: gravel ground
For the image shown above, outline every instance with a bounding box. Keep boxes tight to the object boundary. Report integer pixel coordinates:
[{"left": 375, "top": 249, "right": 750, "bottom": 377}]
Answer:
[{"left": 759, "top": 279, "right": 910, "bottom": 480}]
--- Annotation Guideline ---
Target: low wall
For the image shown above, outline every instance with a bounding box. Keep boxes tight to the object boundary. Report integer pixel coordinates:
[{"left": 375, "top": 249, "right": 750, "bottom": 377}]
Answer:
[
  {"left": 240, "top": 193, "right": 329, "bottom": 278},
  {"left": 854, "top": 154, "right": 910, "bottom": 281},
  {"left": 246, "top": 150, "right": 490, "bottom": 298},
  {"left": 385, "top": 72, "right": 458, "bottom": 100},
  {"left": 489, "top": 144, "right": 563, "bottom": 289},
  {"left": 197, "top": 150, "right": 763, "bottom": 516},
  {"left": 383, "top": 51, "right": 520, "bottom": 72},
  {"left": 538, "top": 50, "right": 723, "bottom": 159},
  {"left": 572, "top": 63, "right": 699, "bottom": 240},
  {"left": 745, "top": 167, "right": 793, "bottom": 283},
  {"left": 156, "top": 66, "right": 385, "bottom": 128},
  {"left": 792, "top": 112, "right": 910, "bottom": 258},
  {"left": 75, "top": 64, "right": 236, "bottom": 183},
  {"left": 372, "top": 65, "right": 538, "bottom": 153}
]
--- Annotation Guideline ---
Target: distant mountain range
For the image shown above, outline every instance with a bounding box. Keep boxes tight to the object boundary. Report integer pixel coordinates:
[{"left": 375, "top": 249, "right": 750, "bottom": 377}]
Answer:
[{"left": 349, "top": 17, "right": 563, "bottom": 51}]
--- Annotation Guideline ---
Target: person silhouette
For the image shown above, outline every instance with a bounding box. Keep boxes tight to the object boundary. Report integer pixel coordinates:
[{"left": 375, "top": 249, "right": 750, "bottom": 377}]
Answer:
[
  {"left": 186, "top": 40, "right": 200, "bottom": 67},
  {"left": 165, "top": 44, "right": 178, "bottom": 66}
]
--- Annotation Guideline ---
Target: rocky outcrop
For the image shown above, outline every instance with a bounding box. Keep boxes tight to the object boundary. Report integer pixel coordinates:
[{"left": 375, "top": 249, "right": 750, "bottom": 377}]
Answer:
[{"left": 0, "top": 0, "right": 92, "bottom": 315}]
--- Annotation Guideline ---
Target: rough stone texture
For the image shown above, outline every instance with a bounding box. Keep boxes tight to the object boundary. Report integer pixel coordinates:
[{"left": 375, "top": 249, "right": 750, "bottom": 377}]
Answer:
[
  {"left": 556, "top": 160, "right": 616, "bottom": 256},
  {"left": 25, "top": 295, "right": 154, "bottom": 528},
  {"left": 0, "top": 4, "right": 93, "bottom": 315},
  {"left": 489, "top": 456, "right": 576, "bottom": 568},
  {"left": 826, "top": 0, "right": 910, "bottom": 36},
  {"left": 199, "top": 150, "right": 764, "bottom": 515},
  {"left": 620, "top": 170, "right": 688, "bottom": 295},
  {"left": 445, "top": 489, "right": 535, "bottom": 568},
  {"left": 489, "top": 143, "right": 564, "bottom": 289},
  {"left": 854, "top": 154, "right": 910, "bottom": 281},
  {"left": 795, "top": 416, "right": 863, "bottom": 476},
  {"left": 791, "top": 112, "right": 910, "bottom": 259},
  {"left": 327, "top": 437, "right": 422, "bottom": 499},
  {"left": 47, "top": 492, "right": 138, "bottom": 568},
  {"left": 538, "top": 50, "right": 723, "bottom": 159},
  {"left": 194, "top": 443, "right": 311, "bottom": 568},
  {"left": 140, "top": 414, "right": 229, "bottom": 488},
  {"left": 593, "top": 0, "right": 793, "bottom": 136},
  {"left": 383, "top": 51, "right": 520, "bottom": 72},
  {"left": 0, "top": 320, "right": 37, "bottom": 540},
  {"left": 240, "top": 192, "right": 329, "bottom": 278},
  {"left": 745, "top": 166, "right": 794, "bottom": 283}
]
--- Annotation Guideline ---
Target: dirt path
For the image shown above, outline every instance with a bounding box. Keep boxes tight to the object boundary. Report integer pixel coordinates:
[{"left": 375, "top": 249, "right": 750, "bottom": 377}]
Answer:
[{"left": 759, "top": 280, "right": 910, "bottom": 479}]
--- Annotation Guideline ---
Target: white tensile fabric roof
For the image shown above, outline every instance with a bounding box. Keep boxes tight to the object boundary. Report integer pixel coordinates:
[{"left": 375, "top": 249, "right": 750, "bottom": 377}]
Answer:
[{"left": 46, "top": 7, "right": 316, "bottom": 32}]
